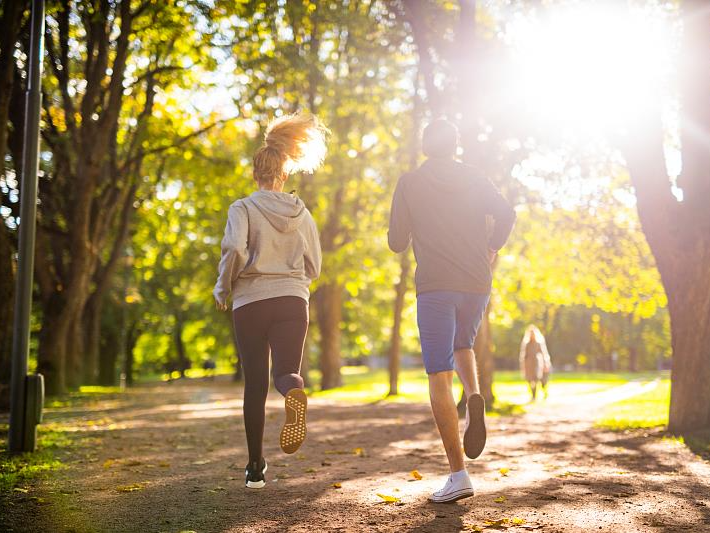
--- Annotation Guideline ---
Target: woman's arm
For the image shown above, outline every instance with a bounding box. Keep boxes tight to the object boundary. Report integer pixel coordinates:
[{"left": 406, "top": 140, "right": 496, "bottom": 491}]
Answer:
[
  {"left": 213, "top": 202, "right": 249, "bottom": 309},
  {"left": 304, "top": 212, "right": 322, "bottom": 280}
]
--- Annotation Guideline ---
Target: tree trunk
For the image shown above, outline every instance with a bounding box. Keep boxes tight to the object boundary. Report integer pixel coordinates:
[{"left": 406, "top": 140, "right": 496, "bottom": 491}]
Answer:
[
  {"left": 666, "top": 267, "right": 710, "bottom": 433},
  {"left": 98, "top": 324, "right": 119, "bottom": 387},
  {"left": 0, "top": 225, "right": 14, "bottom": 387},
  {"left": 474, "top": 309, "right": 495, "bottom": 406},
  {"left": 174, "top": 314, "right": 188, "bottom": 378},
  {"left": 82, "top": 294, "right": 102, "bottom": 384},
  {"left": 621, "top": 1, "right": 710, "bottom": 434},
  {"left": 388, "top": 253, "right": 411, "bottom": 396},
  {"left": 37, "top": 305, "right": 69, "bottom": 395},
  {"left": 315, "top": 283, "right": 342, "bottom": 390},
  {"left": 125, "top": 322, "right": 140, "bottom": 387}
]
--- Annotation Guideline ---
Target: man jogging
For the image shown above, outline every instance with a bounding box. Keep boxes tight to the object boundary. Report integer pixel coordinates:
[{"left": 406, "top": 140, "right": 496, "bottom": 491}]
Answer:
[{"left": 388, "top": 119, "right": 516, "bottom": 503}]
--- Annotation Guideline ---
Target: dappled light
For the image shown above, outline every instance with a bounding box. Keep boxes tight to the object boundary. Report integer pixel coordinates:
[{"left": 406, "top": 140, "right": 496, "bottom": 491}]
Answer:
[{"left": 3, "top": 0, "right": 710, "bottom": 530}]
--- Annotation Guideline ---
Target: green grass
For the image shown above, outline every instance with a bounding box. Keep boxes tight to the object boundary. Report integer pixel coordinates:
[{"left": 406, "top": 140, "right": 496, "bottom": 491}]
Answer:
[
  {"left": 45, "top": 385, "right": 125, "bottom": 409},
  {"left": 596, "top": 379, "right": 670, "bottom": 430},
  {"left": 0, "top": 424, "right": 69, "bottom": 494},
  {"left": 307, "top": 367, "right": 665, "bottom": 414},
  {"left": 0, "top": 386, "right": 124, "bottom": 493}
]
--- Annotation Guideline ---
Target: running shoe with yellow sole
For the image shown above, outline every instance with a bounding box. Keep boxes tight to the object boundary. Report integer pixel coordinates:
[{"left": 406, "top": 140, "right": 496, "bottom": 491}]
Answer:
[{"left": 280, "top": 388, "right": 307, "bottom": 454}]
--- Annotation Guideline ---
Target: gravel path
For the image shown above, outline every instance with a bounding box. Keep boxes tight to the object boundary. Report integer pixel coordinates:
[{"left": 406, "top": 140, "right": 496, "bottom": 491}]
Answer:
[{"left": 2, "top": 377, "right": 709, "bottom": 532}]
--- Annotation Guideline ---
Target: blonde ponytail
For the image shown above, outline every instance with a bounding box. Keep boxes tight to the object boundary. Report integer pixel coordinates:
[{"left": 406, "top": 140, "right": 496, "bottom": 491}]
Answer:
[{"left": 253, "top": 112, "right": 329, "bottom": 186}]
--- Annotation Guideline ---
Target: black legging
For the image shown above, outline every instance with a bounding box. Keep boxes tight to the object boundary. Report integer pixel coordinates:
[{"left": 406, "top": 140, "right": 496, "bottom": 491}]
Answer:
[{"left": 233, "top": 296, "right": 308, "bottom": 463}]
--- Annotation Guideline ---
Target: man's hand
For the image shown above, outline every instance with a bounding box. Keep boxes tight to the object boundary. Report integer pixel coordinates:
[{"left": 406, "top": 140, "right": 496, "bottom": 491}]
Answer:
[
  {"left": 488, "top": 248, "right": 498, "bottom": 265},
  {"left": 215, "top": 298, "right": 228, "bottom": 312}
]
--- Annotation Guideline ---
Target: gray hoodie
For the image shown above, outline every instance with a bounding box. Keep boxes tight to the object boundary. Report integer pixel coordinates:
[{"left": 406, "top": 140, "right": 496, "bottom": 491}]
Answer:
[{"left": 213, "top": 190, "right": 322, "bottom": 310}]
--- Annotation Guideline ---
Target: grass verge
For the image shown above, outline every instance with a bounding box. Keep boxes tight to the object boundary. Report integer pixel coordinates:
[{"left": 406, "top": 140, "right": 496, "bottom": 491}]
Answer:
[
  {"left": 0, "top": 425, "right": 69, "bottom": 494},
  {"left": 596, "top": 379, "right": 670, "bottom": 430}
]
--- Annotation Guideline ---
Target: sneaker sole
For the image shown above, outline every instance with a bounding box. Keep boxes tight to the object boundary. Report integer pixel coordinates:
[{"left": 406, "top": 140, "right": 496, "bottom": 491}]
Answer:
[
  {"left": 429, "top": 488, "right": 474, "bottom": 503},
  {"left": 280, "top": 388, "right": 307, "bottom": 454},
  {"left": 463, "top": 393, "right": 486, "bottom": 459}
]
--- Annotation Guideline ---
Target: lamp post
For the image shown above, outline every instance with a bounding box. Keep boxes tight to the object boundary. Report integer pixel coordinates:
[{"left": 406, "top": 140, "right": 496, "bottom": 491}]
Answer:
[{"left": 8, "top": 0, "right": 45, "bottom": 453}]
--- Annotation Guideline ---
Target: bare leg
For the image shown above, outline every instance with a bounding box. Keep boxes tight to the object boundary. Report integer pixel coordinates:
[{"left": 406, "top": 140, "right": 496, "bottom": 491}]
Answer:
[
  {"left": 454, "top": 348, "right": 480, "bottom": 399},
  {"left": 429, "top": 371, "right": 465, "bottom": 473},
  {"left": 530, "top": 381, "right": 537, "bottom": 401}
]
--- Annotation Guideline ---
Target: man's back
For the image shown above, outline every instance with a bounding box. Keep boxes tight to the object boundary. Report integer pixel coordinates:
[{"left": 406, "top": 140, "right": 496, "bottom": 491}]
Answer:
[{"left": 388, "top": 158, "right": 516, "bottom": 295}]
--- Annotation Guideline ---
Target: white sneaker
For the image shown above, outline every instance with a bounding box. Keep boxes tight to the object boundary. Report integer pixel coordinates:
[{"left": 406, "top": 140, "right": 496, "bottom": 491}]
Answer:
[{"left": 429, "top": 473, "right": 474, "bottom": 503}]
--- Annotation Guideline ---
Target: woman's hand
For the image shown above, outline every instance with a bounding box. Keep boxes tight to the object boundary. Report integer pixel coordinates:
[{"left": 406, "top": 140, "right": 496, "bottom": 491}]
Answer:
[{"left": 215, "top": 298, "right": 228, "bottom": 312}]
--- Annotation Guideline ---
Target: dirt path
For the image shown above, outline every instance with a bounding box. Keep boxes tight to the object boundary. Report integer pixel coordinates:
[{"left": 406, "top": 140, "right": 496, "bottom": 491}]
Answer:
[{"left": 2, "top": 377, "right": 710, "bottom": 533}]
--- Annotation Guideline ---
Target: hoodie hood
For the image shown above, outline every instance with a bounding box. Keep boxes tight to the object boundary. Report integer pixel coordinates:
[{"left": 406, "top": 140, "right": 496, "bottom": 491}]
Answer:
[
  {"left": 420, "top": 158, "right": 477, "bottom": 194},
  {"left": 247, "top": 190, "right": 307, "bottom": 233}
]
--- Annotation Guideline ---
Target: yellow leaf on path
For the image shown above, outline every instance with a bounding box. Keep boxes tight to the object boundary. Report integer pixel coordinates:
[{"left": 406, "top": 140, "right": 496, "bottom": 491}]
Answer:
[
  {"left": 494, "top": 495, "right": 507, "bottom": 503},
  {"left": 410, "top": 470, "right": 422, "bottom": 480},
  {"left": 116, "top": 483, "right": 145, "bottom": 493},
  {"left": 499, "top": 467, "right": 510, "bottom": 476},
  {"left": 353, "top": 447, "right": 366, "bottom": 457},
  {"left": 376, "top": 493, "right": 401, "bottom": 504},
  {"left": 102, "top": 459, "right": 115, "bottom": 469},
  {"left": 512, "top": 517, "right": 526, "bottom": 525},
  {"left": 13, "top": 488, "right": 28, "bottom": 493},
  {"left": 332, "top": 482, "right": 342, "bottom": 489}
]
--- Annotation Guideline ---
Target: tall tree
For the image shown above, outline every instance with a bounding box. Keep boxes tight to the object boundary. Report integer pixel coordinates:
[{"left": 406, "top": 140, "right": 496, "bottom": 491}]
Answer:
[
  {"left": 623, "top": 0, "right": 710, "bottom": 433},
  {"left": 0, "top": 0, "right": 27, "bottom": 394},
  {"left": 223, "top": 0, "right": 412, "bottom": 389},
  {"left": 28, "top": 0, "right": 218, "bottom": 393}
]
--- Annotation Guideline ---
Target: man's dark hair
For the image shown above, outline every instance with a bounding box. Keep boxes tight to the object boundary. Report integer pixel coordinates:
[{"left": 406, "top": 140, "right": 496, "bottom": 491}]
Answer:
[{"left": 421, "top": 119, "right": 458, "bottom": 159}]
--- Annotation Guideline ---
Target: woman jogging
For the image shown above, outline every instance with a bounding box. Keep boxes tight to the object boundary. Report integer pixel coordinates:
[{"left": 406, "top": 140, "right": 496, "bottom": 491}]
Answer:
[
  {"left": 520, "top": 325, "right": 552, "bottom": 401},
  {"left": 213, "top": 113, "right": 327, "bottom": 489}
]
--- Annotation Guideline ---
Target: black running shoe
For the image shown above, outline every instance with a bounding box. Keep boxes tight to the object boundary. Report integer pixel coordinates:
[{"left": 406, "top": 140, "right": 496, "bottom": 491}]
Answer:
[{"left": 245, "top": 458, "right": 267, "bottom": 489}]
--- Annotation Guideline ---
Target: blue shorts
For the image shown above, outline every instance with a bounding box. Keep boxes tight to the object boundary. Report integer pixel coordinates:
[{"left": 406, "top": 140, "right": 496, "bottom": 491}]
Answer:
[{"left": 417, "top": 291, "right": 490, "bottom": 374}]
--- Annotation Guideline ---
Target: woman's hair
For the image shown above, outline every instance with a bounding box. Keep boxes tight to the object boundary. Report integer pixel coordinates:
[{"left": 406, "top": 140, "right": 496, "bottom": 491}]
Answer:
[
  {"left": 253, "top": 112, "right": 329, "bottom": 186},
  {"left": 519, "top": 324, "right": 551, "bottom": 362}
]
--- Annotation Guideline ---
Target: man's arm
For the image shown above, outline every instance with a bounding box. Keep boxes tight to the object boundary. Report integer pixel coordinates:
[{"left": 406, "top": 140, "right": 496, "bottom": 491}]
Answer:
[
  {"left": 481, "top": 179, "right": 516, "bottom": 251},
  {"left": 388, "top": 176, "right": 412, "bottom": 253}
]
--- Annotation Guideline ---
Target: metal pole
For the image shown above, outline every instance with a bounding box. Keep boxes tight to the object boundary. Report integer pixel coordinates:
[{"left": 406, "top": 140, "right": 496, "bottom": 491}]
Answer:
[{"left": 9, "top": 0, "right": 45, "bottom": 453}]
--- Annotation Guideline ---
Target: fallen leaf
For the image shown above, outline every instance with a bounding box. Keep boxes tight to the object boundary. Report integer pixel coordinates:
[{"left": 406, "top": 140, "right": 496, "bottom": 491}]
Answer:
[
  {"left": 305, "top": 467, "right": 317, "bottom": 473},
  {"left": 332, "top": 482, "right": 342, "bottom": 489},
  {"left": 410, "top": 470, "right": 423, "bottom": 480},
  {"left": 158, "top": 462, "right": 170, "bottom": 468},
  {"left": 116, "top": 483, "right": 145, "bottom": 493},
  {"left": 494, "top": 495, "right": 507, "bottom": 503},
  {"left": 192, "top": 460, "right": 210, "bottom": 465},
  {"left": 353, "top": 447, "right": 366, "bottom": 457},
  {"left": 13, "top": 488, "right": 28, "bottom": 493},
  {"left": 558, "top": 471, "right": 585, "bottom": 478},
  {"left": 499, "top": 467, "right": 510, "bottom": 476},
  {"left": 376, "top": 493, "right": 401, "bottom": 504},
  {"left": 102, "top": 459, "right": 116, "bottom": 469},
  {"left": 512, "top": 517, "right": 526, "bottom": 525}
]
